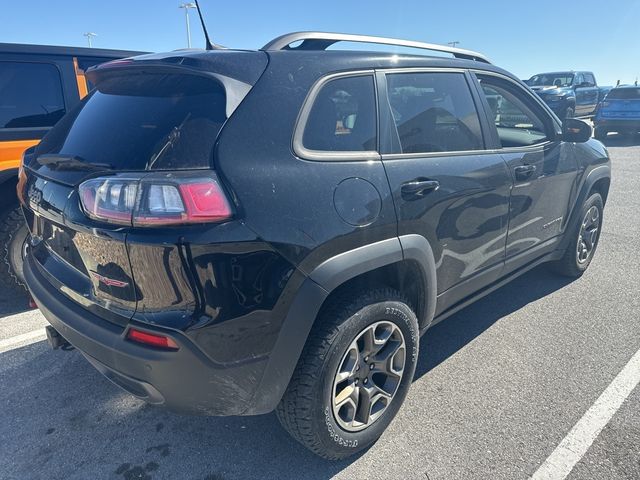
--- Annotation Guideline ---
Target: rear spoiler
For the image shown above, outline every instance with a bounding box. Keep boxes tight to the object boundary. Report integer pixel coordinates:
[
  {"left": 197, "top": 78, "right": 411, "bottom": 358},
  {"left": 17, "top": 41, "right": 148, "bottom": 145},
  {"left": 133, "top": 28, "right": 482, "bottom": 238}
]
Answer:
[{"left": 86, "top": 61, "right": 252, "bottom": 118}]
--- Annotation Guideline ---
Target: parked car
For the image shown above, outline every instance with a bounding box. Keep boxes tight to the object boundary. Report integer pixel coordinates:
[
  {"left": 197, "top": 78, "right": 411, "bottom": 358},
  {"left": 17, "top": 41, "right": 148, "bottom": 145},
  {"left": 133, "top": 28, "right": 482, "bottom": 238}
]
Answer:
[
  {"left": 594, "top": 85, "right": 640, "bottom": 139},
  {"left": 0, "top": 43, "right": 143, "bottom": 291},
  {"left": 526, "top": 71, "right": 603, "bottom": 119},
  {"left": 20, "top": 32, "right": 610, "bottom": 460}
]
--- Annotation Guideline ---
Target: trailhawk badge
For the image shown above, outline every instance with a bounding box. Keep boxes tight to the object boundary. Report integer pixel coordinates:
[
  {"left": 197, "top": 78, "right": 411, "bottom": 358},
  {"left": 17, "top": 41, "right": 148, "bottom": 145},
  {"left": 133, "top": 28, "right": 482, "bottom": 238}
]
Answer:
[{"left": 90, "top": 271, "right": 129, "bottom": 288}]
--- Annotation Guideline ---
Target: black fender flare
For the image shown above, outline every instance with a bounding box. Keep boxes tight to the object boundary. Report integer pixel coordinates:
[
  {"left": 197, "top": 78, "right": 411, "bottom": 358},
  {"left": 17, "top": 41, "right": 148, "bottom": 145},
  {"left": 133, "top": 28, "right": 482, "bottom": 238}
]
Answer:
[
  {"left": 245, "top": 234, "right": 437, "bottom": 414},
  {"left": 558, "top": 164, "right": 610, "bottom": 253}
]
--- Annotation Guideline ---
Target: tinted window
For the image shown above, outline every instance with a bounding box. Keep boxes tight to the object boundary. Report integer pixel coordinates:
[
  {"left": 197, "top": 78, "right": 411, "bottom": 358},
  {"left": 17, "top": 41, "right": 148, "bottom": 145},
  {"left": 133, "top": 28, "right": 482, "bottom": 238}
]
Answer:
[
  {"left": 583, "top": 73, "right": 596, "bottom": 86},
  {"left": 606, "top": 88, "right": 640, "bottom": 100},
  {"left": 37, "top": 73, "right": 226, "bottom": 170},
  {"left": 386, "top": 72, "right": 483, "bottom": 154},
  {"left": 478, "top": 75, "right": 549, "bottom": 148},
  {"left": 528, "top": 73, "right": 574, "bottom": 87},
  {"left": 0, "top": 62, "right": 65, "bottom": 129},
  {"left": 302, "top": 75, "right": 377, "bottom": 152}
]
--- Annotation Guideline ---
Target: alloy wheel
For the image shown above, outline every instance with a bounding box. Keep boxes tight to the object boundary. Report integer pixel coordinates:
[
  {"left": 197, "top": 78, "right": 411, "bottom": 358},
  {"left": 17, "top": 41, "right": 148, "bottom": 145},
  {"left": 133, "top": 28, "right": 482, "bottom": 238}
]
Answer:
[
  {"left": 577, "top": 205, "right": 600, "bottom": 264},
  {"left": 331, "top": 321, "right": 406, "bottom": 432}
]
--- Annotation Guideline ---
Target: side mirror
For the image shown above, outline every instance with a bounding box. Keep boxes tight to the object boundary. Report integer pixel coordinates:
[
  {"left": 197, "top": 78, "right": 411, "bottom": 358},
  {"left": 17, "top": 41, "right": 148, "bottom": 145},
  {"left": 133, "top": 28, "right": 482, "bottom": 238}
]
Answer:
[{"left": 562, "top": 118, "right": 592, "bottom": 143}]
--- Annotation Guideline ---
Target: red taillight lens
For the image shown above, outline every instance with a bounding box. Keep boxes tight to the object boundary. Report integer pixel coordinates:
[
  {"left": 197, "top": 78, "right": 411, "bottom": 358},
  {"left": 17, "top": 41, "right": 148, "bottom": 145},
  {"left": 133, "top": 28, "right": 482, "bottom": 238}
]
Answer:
[
  {"left": 126, "top": 328, "right": 179, "bottom": 350},
  {"left": 79, "top": 173, "right": 232, "bottom": 227},
  {"left": 134, "top": 178, "right": 232, "bottom": 226}
]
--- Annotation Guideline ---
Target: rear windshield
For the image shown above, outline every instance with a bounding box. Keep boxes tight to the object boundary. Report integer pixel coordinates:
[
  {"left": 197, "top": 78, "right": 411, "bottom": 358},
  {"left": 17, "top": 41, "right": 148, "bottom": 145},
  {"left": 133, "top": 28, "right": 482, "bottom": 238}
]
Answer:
[
  {"left": 606, "top": 88, "right": 640, "bottom": 100},
  {"left": 37, "top": 73, "right": 227, "bottom": 170}
]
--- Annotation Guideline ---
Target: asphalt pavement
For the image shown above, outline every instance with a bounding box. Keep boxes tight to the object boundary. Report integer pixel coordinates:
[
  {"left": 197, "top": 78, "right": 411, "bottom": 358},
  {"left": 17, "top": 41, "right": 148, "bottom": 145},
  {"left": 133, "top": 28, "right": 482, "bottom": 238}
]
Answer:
[{"left": 1, "top": 135, "right": 639, "bottom": 480}]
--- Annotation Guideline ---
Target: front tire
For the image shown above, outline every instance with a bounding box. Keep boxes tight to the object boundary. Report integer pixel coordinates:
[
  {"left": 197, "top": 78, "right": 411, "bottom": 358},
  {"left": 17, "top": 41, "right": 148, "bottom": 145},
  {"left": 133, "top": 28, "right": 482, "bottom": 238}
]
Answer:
[
  {"left": 594, "top": 127, "right": 607, "bottom": 141},
  {"left": 276, "top": 288, "right": 419, "bottom": 460},
  {"left": 550, "top": 193, "right": 603, "bottom": 277}
]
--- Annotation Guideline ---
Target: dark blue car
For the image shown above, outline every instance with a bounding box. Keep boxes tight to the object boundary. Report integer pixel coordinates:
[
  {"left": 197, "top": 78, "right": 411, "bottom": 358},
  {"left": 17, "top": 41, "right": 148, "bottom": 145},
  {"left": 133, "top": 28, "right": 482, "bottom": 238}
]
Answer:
[
  {"left": 594, "top": 85, "right": 640, "bottom": 140},
  {"left": 526, "top": 71, "right": 600, "bottom": 119}
]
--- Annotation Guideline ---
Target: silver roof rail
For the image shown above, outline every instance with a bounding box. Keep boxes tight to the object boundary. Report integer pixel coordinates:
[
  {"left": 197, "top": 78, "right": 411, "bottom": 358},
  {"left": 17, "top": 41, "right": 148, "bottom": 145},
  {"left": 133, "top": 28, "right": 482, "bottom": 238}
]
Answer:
[{"left": 262, "top": 31, "right": 491, "bottom": 64}]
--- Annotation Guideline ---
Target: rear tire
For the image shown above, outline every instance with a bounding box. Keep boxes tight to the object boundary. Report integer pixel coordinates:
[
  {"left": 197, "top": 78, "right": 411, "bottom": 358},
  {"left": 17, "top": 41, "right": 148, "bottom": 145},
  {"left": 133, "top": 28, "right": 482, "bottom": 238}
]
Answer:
[
  {"left": 276, "top": 287, "right": 419, "bottom": 460},
  {"left": 549, "top": 193, "right": 603, "bottom": 277},
  {"left": 1, "top": 206, "right": 28, "bottom": 291}
]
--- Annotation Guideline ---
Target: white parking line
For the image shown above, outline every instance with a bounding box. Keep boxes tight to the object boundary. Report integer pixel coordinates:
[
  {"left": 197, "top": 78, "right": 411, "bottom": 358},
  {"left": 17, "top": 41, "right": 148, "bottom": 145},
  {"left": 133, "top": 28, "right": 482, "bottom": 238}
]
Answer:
[
  {"left": 0, "top": 329, "right": 47, "bottom": 354},
  {"left": 530, "top": 347, "right": 640, "bottom": 480}
]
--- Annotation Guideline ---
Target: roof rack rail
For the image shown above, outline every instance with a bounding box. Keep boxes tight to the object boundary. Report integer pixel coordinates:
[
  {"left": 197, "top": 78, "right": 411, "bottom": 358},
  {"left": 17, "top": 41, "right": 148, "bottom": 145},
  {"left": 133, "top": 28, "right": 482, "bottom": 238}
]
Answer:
[{"left": 262, "top": 31, "right": 491, "bottom": 64}]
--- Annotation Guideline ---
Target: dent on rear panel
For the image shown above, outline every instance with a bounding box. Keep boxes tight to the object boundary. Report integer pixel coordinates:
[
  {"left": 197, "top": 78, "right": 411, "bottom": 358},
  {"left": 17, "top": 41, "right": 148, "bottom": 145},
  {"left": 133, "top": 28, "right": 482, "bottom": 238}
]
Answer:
[
  {"left": 128, "top": 239, "right": 299, "bottom": 364},
  {"left": 186, "top": 245, "right": 298, "bottom": 364},
  {"left": 127, "top": 244, "right": 196, "bottom": 327}
]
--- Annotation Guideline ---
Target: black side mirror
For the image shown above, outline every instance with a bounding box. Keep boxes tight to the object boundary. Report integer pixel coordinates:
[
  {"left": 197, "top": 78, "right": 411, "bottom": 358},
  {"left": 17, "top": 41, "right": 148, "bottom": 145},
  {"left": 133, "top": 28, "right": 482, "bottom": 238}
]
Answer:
[{"left": 562, "top": 118, "right": 592, "bottom": 143}]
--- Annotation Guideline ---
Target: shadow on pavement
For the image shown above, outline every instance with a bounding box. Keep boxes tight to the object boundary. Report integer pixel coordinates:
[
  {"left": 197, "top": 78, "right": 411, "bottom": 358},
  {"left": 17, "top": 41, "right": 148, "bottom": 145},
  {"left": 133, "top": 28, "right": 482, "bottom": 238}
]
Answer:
[
  {"left": 0, "top": 266, "right": 575, "bottom": 480},
  {"left": 415, "top": 265, "right": 575, "bottom": 379}
]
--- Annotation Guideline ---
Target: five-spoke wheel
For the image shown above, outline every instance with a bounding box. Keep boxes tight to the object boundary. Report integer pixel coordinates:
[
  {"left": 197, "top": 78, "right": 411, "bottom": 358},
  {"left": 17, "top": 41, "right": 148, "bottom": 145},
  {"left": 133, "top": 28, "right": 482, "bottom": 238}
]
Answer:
[
  {"left": 577, "top": 205, "right": 600, "bottom": 264},
  {"left": 332, "top": 321, "right": 406, "bottom": 431}
]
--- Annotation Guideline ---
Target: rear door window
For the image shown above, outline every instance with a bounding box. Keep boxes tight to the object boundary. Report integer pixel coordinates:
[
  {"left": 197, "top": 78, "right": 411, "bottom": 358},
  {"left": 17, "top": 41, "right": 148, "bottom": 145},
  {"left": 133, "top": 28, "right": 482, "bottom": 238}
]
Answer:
[
  {"left": 37, "top": 73, "right": 227, "bottom": 170},
  {"left": 584, "top": 73, "right": 596, "bottom": 86},
  {"left": 301, "top": 75, "right": 377, "bottom": 153},
  {"left": 0, "top": 62, "right": 65, "bottom": 129},
  {"left": 385, "top": 72, "right": 483, "bottom": 154}
]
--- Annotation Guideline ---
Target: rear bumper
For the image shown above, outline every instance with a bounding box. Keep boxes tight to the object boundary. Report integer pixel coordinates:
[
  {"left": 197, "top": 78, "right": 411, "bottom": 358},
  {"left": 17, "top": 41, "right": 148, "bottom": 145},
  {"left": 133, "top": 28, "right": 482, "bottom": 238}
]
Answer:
[{"left": 24, "top": 253, "right": 272, "bottom": 415}]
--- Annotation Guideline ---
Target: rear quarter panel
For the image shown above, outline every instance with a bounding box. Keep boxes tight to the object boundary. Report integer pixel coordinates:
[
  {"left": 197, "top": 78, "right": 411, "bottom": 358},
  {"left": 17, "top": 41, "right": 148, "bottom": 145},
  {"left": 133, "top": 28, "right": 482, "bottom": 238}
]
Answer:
[{"left": 214, "top": 53, "right": 398, "bottom": 276}]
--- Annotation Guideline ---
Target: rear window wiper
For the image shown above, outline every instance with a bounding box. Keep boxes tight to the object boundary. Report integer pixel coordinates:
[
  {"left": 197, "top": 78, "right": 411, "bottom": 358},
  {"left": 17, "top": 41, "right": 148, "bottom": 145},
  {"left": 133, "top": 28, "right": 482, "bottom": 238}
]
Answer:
[{"left": 37, "top": 154, "right": 114, "bottom": 171}]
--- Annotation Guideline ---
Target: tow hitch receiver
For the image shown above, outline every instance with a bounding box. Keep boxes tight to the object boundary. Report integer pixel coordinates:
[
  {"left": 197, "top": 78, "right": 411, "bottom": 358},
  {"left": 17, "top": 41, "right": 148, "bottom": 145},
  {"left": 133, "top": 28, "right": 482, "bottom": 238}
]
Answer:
[{"left": 45, "top": 325, "right": 70, "bottom": 350}]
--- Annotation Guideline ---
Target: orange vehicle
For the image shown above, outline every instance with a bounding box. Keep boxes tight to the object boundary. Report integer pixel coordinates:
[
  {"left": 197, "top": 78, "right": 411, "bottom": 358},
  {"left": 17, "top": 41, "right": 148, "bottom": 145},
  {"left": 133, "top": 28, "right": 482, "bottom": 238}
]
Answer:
[{"left": 1, "top": 43, "right": 143, "bottom": 289}]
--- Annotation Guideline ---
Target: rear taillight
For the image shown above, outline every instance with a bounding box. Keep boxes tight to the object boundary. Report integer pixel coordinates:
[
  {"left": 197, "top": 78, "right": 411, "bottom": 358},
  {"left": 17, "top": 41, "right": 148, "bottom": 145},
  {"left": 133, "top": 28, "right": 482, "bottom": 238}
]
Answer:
[
  {"left": 79, "top": 172, "right": 232, "bottom": 227},
  {"left": 126, "top": 327, "right": 179, "bottom": 350}
]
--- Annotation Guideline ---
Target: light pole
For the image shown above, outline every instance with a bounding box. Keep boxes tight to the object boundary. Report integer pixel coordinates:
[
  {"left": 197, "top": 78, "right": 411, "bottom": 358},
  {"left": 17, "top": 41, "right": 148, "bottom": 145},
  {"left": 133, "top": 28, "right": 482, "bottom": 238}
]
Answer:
[
  {"left": 179, "top": 3, "right": 197, "bottom": 48},
  {"left": 83, "top": 32, "right": 97, "bottom": 48},
  {"left": 447, "top": 41, "right": 460, "bottom": 48}
]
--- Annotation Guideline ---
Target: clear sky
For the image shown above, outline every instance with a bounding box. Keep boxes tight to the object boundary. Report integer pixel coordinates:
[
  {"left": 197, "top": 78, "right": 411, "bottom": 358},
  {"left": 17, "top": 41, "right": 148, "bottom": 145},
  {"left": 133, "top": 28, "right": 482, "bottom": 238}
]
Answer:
[{"left": 3, "top": 0, "right": 639, "bottom": 86}]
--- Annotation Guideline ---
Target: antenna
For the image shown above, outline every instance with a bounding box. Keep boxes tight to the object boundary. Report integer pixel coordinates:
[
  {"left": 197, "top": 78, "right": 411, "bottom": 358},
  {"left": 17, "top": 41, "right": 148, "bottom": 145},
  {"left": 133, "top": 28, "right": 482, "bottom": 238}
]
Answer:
[{"left": 193, "top": 0, "right": 217, "bottom": 50}]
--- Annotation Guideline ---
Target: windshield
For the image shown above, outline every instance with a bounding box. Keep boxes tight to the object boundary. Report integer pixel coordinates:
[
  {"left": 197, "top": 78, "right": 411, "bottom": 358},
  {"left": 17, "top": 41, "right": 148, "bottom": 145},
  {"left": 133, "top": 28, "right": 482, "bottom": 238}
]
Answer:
[
  {"left": 36, "top": 73, "right": 227, "bottom": 170},
  {"left": 606, "top": 87, "right": 640, "bottom": 100},
  {"left": 528, "top": 73, "right": 574, "bottom": 87}
]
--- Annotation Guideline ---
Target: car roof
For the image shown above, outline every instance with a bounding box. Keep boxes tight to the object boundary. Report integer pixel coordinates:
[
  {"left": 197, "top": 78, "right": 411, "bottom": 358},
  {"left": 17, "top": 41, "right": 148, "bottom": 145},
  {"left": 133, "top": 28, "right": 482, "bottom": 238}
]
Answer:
[
  {"left": 0, "top": 42, "right": 146, "bottom": 58},
  {"left": 114, "top": 47, "right": 517, "bottom": 83},
  {"left": 532, "top": 71, "right": 577, "bottom": 75}
]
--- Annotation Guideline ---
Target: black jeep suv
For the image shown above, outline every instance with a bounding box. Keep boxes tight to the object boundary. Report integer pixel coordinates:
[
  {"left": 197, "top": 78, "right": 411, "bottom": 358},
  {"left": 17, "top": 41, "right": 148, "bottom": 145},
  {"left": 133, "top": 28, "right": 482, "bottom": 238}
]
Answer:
[{"left": 21, "top": 32, "right": 610, "bottom": 460}]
